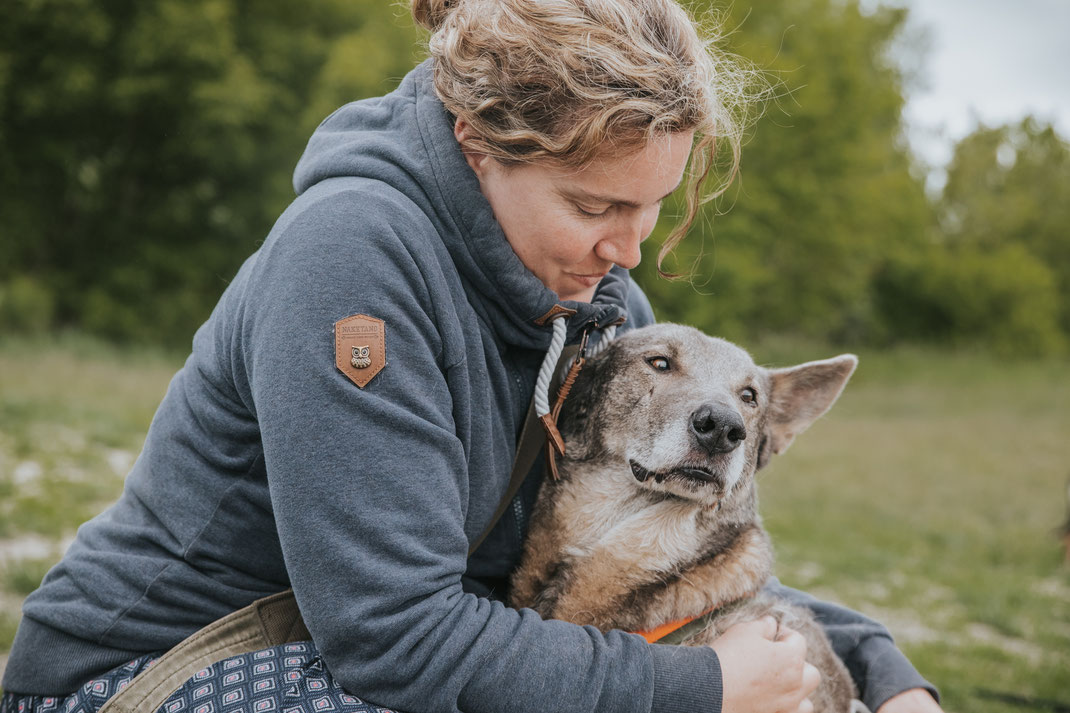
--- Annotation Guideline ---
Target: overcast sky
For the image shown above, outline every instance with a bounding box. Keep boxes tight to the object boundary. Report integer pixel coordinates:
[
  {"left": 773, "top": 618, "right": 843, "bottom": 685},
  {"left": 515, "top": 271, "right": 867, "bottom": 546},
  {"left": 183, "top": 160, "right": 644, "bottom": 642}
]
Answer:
[{"left": 865, "top": 0, "right": 1070, "bottom": 175}]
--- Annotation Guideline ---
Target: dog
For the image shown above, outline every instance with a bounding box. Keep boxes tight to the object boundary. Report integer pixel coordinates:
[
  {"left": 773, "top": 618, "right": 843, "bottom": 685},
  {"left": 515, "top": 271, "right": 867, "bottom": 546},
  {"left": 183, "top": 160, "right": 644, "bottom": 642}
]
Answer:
[{"left": 510, "top": 323, "right": 860, "bottom": 712}]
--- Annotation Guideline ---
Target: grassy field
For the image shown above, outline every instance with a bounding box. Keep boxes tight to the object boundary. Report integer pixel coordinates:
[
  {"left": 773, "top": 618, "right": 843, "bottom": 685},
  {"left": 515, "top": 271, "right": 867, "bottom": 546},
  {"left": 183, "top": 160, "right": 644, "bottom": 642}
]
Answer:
[
  {"left": 0, "top": 335, "right": 184, "bottom": 667},
  {"left": 1, "top": 334, "right": 1068, "bottom": 710}
]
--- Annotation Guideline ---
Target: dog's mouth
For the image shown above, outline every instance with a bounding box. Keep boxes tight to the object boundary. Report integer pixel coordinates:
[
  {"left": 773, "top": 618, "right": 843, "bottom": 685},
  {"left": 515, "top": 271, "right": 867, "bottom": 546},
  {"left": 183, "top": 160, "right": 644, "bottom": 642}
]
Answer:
[{"left": 629, "top": 459, "right": 719, "bottom": 486}]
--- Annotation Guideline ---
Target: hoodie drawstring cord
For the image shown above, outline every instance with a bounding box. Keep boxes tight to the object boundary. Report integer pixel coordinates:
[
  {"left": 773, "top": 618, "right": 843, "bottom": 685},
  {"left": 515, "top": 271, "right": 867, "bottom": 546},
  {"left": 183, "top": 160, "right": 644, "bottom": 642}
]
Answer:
[
  {"left": 534, "top": 316, "right": 569, "bottom": 422},
  {"left": 534, "top": 314, "right": 617, "bottom": 479}
]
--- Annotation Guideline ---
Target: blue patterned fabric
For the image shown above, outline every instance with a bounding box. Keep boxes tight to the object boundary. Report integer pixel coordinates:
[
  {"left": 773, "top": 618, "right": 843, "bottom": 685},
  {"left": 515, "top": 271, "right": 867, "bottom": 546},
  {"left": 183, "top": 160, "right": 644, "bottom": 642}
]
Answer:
[
  {"left": 2, "top": 654, "right": 161, "bottom": 713},
  {"left": 2, "top": 644, "right": 400, "bottom": 713}
]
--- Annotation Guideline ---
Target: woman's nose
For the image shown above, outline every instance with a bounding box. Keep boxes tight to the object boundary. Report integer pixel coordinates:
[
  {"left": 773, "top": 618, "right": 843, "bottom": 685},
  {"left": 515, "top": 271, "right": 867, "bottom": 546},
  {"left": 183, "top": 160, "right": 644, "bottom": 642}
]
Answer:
[
  {"left": 595, "top": 231, "right": 642, "bottom": 270},
  {"left": 595, "top": 207, "right": 658, "bottom": 269}
]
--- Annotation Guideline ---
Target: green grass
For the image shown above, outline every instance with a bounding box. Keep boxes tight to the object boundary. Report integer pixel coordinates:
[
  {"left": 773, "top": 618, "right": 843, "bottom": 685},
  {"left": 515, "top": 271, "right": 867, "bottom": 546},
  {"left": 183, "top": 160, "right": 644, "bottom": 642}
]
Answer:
[
  {"left": 2, "top": 334, "right": 1069, "bottom": 710},
  {"left": 755, "top": 341, "right": 1070, "bottom": 712},
  {"left": 0, "top": 334, "right": 182, "bottom": 542},
  {"left": 0, "top": 332, "right": 183, "bottom": 677}
]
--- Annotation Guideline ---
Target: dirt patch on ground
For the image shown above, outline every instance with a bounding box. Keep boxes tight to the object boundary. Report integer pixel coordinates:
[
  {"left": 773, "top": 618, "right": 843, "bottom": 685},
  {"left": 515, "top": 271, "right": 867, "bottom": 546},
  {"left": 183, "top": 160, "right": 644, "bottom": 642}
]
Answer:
[
  {"left": 0, "top": 535, "right": 74, "bottom": 569},
  {"left": 0, "top": 535, "right": 61, "bottom": 566}
]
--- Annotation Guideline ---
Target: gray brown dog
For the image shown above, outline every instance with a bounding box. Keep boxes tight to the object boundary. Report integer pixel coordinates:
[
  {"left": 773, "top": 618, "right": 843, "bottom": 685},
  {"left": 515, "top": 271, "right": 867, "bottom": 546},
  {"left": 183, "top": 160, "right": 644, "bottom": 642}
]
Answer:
[{"left": 511, "top": 323, "right": 860, "bottom": 712}]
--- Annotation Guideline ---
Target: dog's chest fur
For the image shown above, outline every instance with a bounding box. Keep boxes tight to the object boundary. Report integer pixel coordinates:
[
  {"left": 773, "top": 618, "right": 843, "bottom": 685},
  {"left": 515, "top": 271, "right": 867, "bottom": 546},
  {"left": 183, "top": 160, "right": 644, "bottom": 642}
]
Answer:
[
  {"left": 511, "top": 460, "right": 774, "bottom": 634},
  {"left": 556, "top": 464, "right": 714, "bottom": 563},
  {"left": 509, "top": 459, "right": 858, "bottom": 713}
]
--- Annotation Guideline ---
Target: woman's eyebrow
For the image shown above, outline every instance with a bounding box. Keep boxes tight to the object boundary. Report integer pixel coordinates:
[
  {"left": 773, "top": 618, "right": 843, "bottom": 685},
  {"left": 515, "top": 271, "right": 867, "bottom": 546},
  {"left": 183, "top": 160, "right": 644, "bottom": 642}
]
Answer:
[{"left": 559, "top": 178, "right": 685, "bottom": 208}]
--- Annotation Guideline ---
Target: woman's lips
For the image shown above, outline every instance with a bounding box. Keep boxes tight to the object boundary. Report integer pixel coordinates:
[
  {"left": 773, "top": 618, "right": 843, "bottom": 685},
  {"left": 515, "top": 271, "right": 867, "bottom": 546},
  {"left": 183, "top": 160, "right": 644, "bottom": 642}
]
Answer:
[{"left": 569, "top": 272, "right": 608, "bottom": 288}]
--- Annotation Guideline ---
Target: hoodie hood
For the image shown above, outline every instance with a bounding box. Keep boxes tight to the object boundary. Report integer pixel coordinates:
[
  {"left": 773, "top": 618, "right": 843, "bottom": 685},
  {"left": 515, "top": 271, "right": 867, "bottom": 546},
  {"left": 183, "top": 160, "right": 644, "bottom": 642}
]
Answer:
[{"left": 293, "top": 60, "right": 629, "bottom": 350}]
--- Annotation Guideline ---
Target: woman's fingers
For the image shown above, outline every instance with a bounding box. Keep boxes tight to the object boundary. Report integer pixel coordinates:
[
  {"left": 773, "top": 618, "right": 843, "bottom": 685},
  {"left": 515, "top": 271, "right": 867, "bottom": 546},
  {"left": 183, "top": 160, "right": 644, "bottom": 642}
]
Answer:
[
  {"left": 712, "top": 618, "right": 819, "bottom": 713},
  {"left": 756, "top": 614, "right": 780, "bottom": 639},
  {"left": 793, "top": 662, "right": 821, "bottom": 713},
  {"left": 801, "top": 662, "right": 821, "bottom": 693}
]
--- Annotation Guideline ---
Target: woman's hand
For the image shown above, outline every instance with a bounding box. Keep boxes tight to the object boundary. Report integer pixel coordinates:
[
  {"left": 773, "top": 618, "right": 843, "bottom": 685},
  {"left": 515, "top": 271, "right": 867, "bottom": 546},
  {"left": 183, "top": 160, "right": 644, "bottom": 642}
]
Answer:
[
  {"left": 712, "top": 616, "right": 821, "bottom": 713},
  {"left": 876, "top": 688, "right": 943, "bottom": 713}
]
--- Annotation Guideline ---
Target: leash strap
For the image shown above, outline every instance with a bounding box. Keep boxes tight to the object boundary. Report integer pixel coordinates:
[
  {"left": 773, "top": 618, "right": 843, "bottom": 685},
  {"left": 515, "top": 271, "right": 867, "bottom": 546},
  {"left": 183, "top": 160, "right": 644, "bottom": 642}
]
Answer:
[
  {"left": 469, "top": 343, "right": 579, "bottom": 550},
  {"left": 541, "top": 330, "right": 589, "bottom": 481},
  {"left": 100, "top": 347, "right": 579, "bottom": 713}
]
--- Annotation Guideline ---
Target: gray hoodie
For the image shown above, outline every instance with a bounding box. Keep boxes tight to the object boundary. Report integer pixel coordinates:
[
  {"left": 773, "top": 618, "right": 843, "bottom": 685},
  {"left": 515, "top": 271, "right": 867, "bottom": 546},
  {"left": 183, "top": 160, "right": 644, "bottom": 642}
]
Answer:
[{"left": 4, "top": 60, "right": 934, "bottom": 713}]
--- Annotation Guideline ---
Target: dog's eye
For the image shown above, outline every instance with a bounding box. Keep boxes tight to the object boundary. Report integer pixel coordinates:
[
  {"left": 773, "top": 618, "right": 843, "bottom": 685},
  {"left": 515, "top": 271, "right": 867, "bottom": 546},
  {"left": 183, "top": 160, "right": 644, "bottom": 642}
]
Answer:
[
  {"left": 645, "top": 356, "right": 671, "bottom": 372},
  {"left": 741, "top": 387, "right": 758, "bottom": 404}
]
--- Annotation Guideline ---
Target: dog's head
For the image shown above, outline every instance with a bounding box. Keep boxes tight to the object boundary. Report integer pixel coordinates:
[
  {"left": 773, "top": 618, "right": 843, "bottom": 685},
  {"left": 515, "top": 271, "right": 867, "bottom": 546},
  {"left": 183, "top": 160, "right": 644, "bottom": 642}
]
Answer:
[{"left": 557, "top": 324, "right": 857, "bottom": 509}]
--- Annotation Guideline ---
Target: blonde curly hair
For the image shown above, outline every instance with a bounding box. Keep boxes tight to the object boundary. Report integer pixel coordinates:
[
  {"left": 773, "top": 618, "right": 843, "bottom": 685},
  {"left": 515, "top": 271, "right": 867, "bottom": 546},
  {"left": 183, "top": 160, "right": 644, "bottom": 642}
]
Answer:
[{"left": 411, "top": 0, "right": 754, "bottom": 271}]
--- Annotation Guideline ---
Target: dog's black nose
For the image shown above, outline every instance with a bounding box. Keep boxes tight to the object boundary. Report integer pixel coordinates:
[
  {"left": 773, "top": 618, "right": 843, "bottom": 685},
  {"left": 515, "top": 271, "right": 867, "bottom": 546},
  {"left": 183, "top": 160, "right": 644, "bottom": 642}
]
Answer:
[{"left": 691, "top": 403, "right": 746, "bottom": 454}]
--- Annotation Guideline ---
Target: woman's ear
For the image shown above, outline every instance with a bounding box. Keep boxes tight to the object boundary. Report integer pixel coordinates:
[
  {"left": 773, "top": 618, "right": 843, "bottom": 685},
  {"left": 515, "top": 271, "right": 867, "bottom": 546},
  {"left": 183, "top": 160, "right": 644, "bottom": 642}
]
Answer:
[{"left": 454, "top": 119, "right": 493, "bottom": 176}]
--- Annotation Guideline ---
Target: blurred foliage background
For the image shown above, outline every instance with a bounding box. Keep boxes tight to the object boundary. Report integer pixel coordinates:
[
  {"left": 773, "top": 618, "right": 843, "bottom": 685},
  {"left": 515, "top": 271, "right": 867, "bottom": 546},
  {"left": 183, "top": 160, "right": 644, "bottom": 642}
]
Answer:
[{"left": 1, "top": 0, "right": 1068, "bottom": 355}]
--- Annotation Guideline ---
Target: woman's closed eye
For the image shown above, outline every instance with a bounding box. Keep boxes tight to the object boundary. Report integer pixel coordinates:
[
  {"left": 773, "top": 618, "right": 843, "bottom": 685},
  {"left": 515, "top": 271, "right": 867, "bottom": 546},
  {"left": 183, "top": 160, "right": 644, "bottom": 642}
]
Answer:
[{"left": 574, "top": 203, "right": 611, "bottom": 218}]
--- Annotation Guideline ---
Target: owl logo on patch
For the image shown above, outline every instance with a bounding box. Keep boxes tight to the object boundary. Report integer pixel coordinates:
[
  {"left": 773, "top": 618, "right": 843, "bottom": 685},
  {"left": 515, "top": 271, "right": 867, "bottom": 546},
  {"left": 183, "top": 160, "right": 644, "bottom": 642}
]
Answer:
[{"left": 351, "top": 345, "right": 372, "bottom": 369}]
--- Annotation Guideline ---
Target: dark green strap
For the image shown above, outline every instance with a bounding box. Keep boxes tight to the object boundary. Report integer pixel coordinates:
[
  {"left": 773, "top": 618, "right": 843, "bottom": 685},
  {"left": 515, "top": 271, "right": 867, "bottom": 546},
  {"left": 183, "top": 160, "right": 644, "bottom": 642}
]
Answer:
[
  {"left": 468, "top": 343, "right": 579, "bottom": 555},
  {"left": 467, "top": 397, "right": 541, "bottom": 555}
]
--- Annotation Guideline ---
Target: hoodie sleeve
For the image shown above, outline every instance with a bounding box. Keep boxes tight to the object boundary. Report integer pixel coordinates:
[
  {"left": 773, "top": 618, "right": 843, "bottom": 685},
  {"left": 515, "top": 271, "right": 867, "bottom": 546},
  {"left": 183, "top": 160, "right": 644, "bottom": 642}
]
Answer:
[
  {"left": 763, "top": 578, "right": 939, "bottom": 711},
  {"left": 240, "top": 188, "right": 723, "bottom": 713}
]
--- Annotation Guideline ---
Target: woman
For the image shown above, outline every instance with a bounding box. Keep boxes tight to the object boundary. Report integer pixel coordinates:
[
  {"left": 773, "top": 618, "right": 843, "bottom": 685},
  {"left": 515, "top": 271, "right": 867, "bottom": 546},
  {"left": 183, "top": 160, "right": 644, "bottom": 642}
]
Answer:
[{"left": 3, "top": 1, "right": 942, "bottom": 712}]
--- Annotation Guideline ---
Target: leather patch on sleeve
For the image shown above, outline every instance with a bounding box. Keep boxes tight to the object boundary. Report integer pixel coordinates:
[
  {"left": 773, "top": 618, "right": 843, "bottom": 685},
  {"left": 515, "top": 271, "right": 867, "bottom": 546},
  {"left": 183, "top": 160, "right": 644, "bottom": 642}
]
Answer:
[
  {"left": 533, "top": 304, "right": 578, "bottom": 326},
  {"left": 334, "top": 314, "right": 386, "bottom": 388}
]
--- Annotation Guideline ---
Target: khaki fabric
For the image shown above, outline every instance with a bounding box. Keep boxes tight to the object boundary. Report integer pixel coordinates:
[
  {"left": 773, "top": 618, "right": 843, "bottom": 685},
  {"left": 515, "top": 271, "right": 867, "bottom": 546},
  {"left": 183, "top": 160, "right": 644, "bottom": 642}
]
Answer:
[{"left": 97, "top": 590, "right": 310, "bottom": 713}]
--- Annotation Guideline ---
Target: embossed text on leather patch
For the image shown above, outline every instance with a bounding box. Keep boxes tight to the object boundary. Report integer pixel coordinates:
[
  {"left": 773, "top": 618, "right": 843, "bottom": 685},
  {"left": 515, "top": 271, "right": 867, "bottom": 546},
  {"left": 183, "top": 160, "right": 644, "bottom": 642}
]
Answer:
[{"left": 335, "top": 314, "right": 386, "bottom": 388}]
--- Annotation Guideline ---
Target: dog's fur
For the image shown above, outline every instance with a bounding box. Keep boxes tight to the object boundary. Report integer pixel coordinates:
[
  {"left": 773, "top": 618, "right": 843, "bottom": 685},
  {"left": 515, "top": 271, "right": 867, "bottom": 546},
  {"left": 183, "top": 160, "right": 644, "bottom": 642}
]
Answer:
[{"left": 510, "top": 324, "right": 860, "bottom": 712}]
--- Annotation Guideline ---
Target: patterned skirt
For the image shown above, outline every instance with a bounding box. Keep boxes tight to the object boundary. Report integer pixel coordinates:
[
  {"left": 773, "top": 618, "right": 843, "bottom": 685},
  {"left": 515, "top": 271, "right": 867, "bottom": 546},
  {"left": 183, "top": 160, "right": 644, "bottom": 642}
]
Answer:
[{"left": 1, "top": 643, "right": 398, "bottom": 713}]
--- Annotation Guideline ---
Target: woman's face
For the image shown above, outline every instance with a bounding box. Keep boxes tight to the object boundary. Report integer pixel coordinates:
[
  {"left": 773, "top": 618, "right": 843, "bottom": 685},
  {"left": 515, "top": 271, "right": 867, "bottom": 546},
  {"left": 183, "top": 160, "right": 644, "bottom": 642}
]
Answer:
[{"left": 458, "top": 124, "right": 694, "bottom": 303}]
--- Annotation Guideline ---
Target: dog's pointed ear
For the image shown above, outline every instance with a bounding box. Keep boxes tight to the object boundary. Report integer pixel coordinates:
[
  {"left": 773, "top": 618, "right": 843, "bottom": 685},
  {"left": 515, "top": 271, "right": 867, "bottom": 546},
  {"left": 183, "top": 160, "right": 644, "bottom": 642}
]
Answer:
[{"left": 762, "top": 354, "right": 858, "bottom": 462}]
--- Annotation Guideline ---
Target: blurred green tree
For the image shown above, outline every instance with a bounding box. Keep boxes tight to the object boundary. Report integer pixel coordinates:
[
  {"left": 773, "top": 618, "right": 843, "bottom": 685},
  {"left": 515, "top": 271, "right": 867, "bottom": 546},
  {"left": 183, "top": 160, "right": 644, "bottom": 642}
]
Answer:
[
  {"left": 865, "top": 118, "right": 1069, "bottom": 356},
  {"left": 939, "top": 118, "right": 1070, "bottom": 335},
  {"left": 635, "top": 0, "right": 932, "bottom": 346},
  {"left": 872, "top": 244, "right": 1065, "bottom": 355},
  {"left": 0, "top": 0, "right": 421, "bottom": 345},
  {"left": 3, "top": 0, "right": 1065, "bottom": 355}
]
